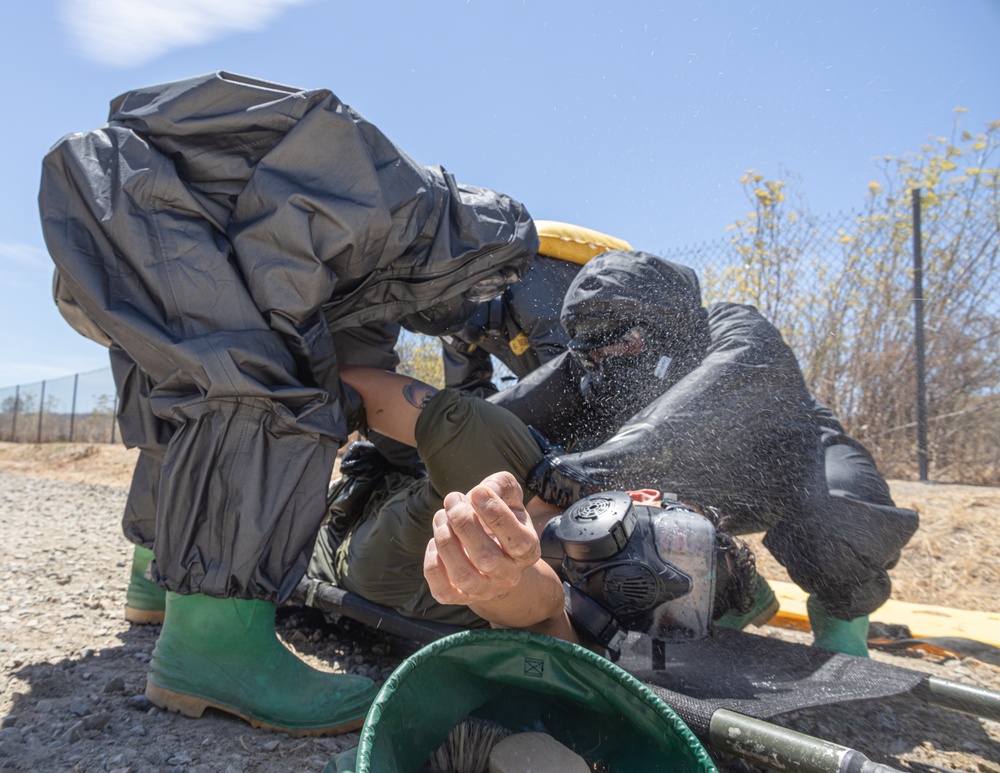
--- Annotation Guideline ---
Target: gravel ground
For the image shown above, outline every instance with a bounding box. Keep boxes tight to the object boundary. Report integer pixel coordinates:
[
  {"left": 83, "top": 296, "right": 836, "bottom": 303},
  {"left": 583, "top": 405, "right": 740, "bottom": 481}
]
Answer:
[
  {"left": 0, "top": 472, "right": 414, "bottom": 773},
  {"left": 1, "top": 463, "right": 999, "bottom": 772}
]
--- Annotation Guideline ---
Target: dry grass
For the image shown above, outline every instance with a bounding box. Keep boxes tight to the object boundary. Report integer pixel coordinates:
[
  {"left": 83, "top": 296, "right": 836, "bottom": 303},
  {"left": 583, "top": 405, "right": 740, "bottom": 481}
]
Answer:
[
  {"left": 0, "top": 441, "right": 138, "bottom": 488},
  {"left": 745, "top": 479, "right": 1000, "bottom": 613}
]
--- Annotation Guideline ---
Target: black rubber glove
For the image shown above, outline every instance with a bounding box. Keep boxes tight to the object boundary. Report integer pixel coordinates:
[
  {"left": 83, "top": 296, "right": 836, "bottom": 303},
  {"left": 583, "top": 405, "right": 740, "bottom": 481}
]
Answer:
[
  {"left": 369, "top": 432, "right": 426, "bottom": 478},
  {"left": 526, "top": 451, "right": 605, "bottom": 509},
  {"left": 327, "top": 440, "right": 389, "bottom": 540}
]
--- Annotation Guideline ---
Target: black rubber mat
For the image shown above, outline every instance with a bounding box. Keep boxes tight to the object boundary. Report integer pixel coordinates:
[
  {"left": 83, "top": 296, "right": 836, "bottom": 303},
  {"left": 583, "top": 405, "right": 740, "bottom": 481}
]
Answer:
[
  {"left": 626, "top": 628, "right": 926, "bottom": 736},
  {"left": 295, "top": 576, "right": 929, "bottom": 738}
]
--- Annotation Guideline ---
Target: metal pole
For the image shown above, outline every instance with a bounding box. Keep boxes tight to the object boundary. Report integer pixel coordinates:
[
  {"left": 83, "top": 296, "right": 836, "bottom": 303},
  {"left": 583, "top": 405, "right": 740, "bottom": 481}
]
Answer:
[
  {"left": 69, "top": 373, "right": 79, "bottom": 442},
  {"left": 709, "top": 709, "right": 903, "bottom": 773},
  {"left": 10, "top": 385, "right": 18, "bottom": 442},
  {"left": 111, "top": 393, "right": 118, "bottom": 444},
  {"left": 911, "top": 189, "right": 929, "bottom": 481},
  {"left": 913, "top": 676, "right": 1000, "bottom": 723},
  {"left": 37, "top": 380, "right": 46, "bottom": 444}
]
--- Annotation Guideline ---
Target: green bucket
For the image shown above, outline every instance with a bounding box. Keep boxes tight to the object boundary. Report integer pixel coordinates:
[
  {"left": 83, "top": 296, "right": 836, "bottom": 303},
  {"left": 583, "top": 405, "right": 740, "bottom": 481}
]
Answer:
[{"left": 328, "top": 629, "right": 717, "bottom": 772}]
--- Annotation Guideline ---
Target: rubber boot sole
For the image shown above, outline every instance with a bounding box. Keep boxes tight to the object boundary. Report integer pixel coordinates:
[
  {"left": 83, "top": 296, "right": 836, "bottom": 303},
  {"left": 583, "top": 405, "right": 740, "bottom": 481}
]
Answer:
[
  {"left": 145, "top": 681, "right": 366, "bottom": 737},
  {"left": 125, "top": 606, "right": 165, "bottom": 625}
]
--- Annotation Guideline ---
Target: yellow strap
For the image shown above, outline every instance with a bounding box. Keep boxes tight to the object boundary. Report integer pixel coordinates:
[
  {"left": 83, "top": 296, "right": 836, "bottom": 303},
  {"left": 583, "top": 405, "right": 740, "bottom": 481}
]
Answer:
[
  {"left": 770, "top": 580, "right": 1000, "bottom": 647},
  {"left": 535, "top": 220, "right": 633, "bottom": 265}
]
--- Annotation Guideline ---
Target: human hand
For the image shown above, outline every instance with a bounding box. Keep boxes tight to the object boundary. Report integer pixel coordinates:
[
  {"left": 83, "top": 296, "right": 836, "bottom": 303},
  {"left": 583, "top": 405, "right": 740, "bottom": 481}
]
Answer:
[{"left": 423, "top": 472, "right": 542, "bottom": 608}]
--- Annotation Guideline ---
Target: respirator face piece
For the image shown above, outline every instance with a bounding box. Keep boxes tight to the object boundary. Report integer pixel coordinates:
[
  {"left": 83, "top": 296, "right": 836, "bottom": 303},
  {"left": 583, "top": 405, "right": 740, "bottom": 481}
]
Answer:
[
  {"left": 566, "top": 321, "right": 649, "bottom": 399},
  {"left": 464, "top": 266, "right": 521, "bottom": 303},
  {"left": 545, "top": 492, "right": 720, "bottom": 650},
  {"left": 401, "top": 295, "right": 479, "bottom": 337},
  {"left": 402, "top": 266, "right": 521, "bottom": 337}
]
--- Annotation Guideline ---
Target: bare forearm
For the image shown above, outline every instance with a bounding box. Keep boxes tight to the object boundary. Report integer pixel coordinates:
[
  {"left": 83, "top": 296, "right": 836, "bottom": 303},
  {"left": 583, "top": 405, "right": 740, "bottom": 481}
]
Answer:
[
  {"left": 338, "top": 365, "right": 437, "bottom": 447},
  {"left": 469, "top": 562, "right": 578, "bottom": 643}
]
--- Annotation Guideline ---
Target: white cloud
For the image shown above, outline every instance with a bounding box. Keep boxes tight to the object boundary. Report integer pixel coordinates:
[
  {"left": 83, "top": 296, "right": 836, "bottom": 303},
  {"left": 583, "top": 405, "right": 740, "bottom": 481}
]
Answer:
[{"left": 59, "top": 0, "right": 314, "bottom": 67}]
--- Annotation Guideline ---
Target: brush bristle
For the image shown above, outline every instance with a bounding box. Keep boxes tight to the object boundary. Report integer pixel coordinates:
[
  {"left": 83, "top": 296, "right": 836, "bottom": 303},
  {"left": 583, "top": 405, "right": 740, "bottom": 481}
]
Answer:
[{"left": 427, "top": 717, "right": 512, "bottom": 773}]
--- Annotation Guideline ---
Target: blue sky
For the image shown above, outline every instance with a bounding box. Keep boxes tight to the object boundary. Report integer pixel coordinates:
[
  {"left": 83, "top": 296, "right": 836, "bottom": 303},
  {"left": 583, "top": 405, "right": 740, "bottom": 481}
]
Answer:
[{"left": 2, "top": 0, "right": 998, "bottom": 388}]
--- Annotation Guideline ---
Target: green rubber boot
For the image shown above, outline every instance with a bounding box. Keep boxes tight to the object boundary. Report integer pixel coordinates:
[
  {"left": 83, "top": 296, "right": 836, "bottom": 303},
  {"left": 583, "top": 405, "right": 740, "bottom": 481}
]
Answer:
[
  {"left": 125, "top": 545, "right": 166, "bottom": 625},
  {"left": 714, "top": 573, "right": 780, "bottom": 630},
  {"left": 807, "top": 595, "right": 870, "bottom": 658},
  {"left": 145, "top": 592, "right": 377, "bottom": 736}
]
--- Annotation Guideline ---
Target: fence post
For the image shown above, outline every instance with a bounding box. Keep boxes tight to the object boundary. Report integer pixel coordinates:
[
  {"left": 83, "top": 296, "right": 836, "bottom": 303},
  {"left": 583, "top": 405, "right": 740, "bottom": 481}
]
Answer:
[
  {"left": 37, "top": 380, "right": 46, "bottom": 444},
  {"left": 911, "top": 189, "right": 929, "bottom": 481},
  {"left": 69, "top": 373, "right": 79, "bottom": 442},
  {"left": 10, "top": 385, "right": 18, "bottom": 442}
]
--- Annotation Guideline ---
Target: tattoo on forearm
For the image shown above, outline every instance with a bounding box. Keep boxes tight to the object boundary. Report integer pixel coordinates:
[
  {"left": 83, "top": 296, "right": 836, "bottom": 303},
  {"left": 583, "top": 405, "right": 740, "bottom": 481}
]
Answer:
[{"left": 403, "top": 382, "right": 438, "bottom": 409}]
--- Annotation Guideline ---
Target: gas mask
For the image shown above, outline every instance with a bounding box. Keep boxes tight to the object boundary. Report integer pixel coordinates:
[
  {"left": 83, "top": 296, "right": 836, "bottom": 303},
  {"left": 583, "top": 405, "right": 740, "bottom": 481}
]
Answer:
[
  {"left": 575, "top": 329, "right": 648, "bottom": 399},
  {"left": 564, "top": 317, "right": 669, "bottom": 403},
  {"left": 541, "top": 491, "right": 725, "bottom": 657},
  {"left": 401, "top": 267, "right": 520, "bottom": 337},
  {"left": 401, "top": 295, "right": 480, "bottom": 337}
]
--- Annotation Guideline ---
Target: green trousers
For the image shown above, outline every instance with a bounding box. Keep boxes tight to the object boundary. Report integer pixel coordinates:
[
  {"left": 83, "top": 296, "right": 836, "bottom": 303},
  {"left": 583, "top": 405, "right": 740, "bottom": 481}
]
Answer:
[{"left": 308, "top": 389, "right": 543, "bottom": 627}]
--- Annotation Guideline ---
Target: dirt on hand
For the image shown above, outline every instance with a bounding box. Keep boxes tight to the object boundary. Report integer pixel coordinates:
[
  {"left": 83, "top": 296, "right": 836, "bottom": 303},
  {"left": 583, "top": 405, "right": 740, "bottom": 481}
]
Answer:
[{"left": 1, "top": 442, "right": 998, "bottom": 773}]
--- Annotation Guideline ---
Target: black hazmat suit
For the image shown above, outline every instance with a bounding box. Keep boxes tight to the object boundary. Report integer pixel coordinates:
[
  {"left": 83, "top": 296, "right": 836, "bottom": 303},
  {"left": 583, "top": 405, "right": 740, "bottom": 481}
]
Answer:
[
  {"left": 439, "top": 255, "right": 581, "bottom": 395},
  {"left": 39, "top": 71, "right": 537, "bottom": 603},
  {"left": 494, "top": 251, "right": 919, "bottom": 620}
]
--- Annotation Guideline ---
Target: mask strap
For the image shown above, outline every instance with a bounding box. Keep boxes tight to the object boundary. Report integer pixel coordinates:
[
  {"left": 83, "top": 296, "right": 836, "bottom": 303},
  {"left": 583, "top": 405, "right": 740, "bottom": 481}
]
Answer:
[{"left": 563, "top": 582, "right": 627, "bottom": 658}]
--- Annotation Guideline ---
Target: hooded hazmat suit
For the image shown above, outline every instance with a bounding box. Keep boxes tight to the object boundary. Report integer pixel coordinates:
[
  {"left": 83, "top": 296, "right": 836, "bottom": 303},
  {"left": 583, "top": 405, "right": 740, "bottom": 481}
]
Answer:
[
  {"left": 39, "top": 71, "right": 537, "bottom": 603},
  {"left": 494, "top": 251, "right": 919, "bottom": 620}
]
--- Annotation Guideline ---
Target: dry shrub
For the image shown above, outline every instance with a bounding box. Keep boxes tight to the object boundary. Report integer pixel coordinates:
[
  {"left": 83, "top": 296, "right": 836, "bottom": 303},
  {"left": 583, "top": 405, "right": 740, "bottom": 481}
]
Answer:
[{"left": 697, "top": 113, "right": 1000, "bottom": 484}]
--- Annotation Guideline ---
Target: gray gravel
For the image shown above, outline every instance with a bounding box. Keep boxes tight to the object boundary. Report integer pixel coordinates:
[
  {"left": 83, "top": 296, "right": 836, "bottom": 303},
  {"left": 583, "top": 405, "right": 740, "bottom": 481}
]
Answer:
[
  {"left": 0, "top": 471, "right": 409, "bottom": 773},
  {"left": 1, "top": 469, "right": 998, "bottom": 772}
]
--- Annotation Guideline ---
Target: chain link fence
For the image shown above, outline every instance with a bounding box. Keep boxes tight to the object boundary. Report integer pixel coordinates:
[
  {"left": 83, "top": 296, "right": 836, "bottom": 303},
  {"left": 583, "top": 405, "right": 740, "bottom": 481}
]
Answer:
[
  {"left": 0, "top": 368, "right": 118, "bottom": 444},
  {"left": 663, "top": 192, "right": 1000, "bottom": 484}
]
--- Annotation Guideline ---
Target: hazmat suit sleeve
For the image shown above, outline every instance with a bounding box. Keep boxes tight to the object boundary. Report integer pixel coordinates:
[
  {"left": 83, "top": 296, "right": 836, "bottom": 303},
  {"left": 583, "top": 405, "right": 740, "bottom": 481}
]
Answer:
[
  {"left": 489, "top": 351, "right": 616, "bottom": 446},
  {"left": 39, "top": 72, "right": 536, "bottom": 603},
  {"left": 527, "top": 304, "right": 823, "bottom": 528}
]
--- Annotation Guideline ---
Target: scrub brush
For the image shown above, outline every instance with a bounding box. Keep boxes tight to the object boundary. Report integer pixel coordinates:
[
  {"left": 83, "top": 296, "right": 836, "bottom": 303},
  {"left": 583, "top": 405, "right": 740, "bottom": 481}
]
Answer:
[{"left": 426, "top": 716, "right": 512, "bottom": 773}]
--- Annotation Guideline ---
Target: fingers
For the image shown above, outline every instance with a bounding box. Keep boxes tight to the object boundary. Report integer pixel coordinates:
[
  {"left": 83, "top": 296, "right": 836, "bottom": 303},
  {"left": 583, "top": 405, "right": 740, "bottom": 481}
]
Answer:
[
  {"left": 478, "top": 471, "right": 528, "bottom": 516},
  {"left": 432, "top": 500, "right": 507, "bottom": 602},
  {"left": 424, "top": 535, "right": 470, "bottom": 606},
  {"left": 463, "top": 484, "right": 539, "bottom": 565},
  {"left": 422, "top": 477, "right": 542, "bottom": 606}
]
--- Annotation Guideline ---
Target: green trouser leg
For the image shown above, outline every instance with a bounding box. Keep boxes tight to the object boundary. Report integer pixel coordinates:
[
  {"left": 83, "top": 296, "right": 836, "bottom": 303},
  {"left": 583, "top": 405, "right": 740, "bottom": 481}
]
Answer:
[
  {"left": 715, "top": 573, "right": 780, "bottom": 630},
  {"left": 146, "top": 592, "right": 378, "bottom": 736},
  {"left": 125, "top": 544, "right": 166, "bottom": 625},
  {"left": 807, "top": 595, "right": 870, "bottom": 658}
]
